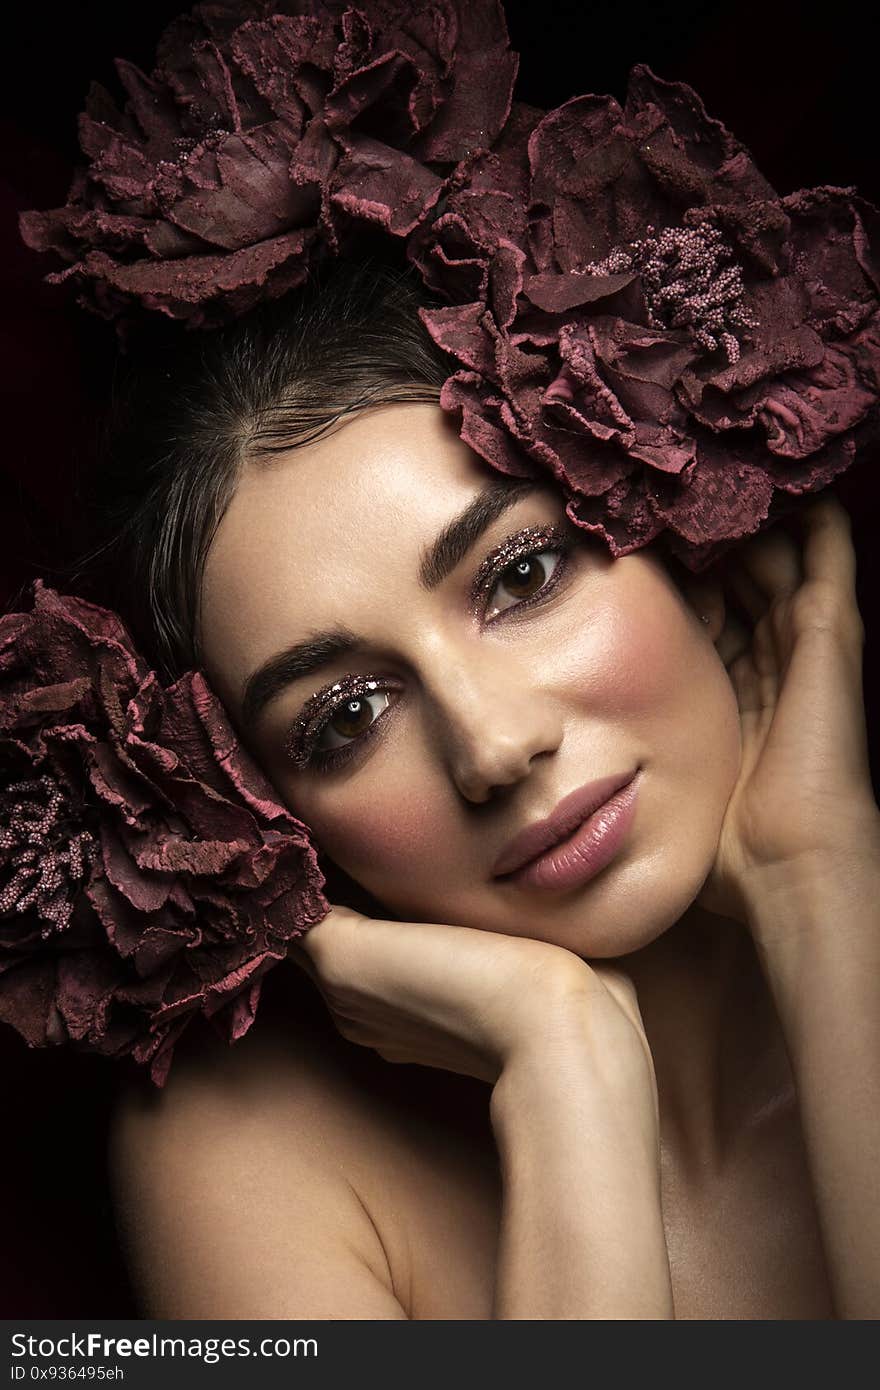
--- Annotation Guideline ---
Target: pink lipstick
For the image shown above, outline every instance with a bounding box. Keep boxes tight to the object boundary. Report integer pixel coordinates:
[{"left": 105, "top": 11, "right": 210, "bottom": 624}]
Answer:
[{"left": 492, "top": 768, "right": 641, "bottom": 892}]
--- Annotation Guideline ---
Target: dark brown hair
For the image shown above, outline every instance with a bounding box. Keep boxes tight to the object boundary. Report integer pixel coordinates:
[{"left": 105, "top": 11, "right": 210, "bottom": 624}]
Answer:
[{"left": 72, "top": 253, "right": 453, "bottom": 683}]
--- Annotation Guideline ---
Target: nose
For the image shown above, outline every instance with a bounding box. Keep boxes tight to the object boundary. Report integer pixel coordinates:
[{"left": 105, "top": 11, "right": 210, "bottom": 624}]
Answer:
[{"left": 421, "top": 643, "right": 564, "bottom": 804}]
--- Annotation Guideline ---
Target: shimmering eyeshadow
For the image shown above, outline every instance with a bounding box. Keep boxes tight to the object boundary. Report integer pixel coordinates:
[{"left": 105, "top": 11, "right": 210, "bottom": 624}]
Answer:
[
  {"left": 469, "top": 523, "right": 567, "bottom": 621},
  {"left": 283, "top": 521, "right": 573, "bottom": 772},
  {"left": 283, "top": 673, "right": 405, "bottom": 770}
]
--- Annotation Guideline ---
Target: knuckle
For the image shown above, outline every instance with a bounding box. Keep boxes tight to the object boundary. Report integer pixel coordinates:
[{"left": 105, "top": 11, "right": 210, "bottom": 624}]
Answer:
[
  {"left": 598, "top": 965, "right": 638, "bottom": 996},
  {"left": 527, "top": 950, "right": 593, "bottom": 1004},
  {"left": 302, "top": 915, "right": 359, "bottom": 986},
  {"left": 792, "top": 582, "right": 856, "bottom": 637},
  {"left": 592, "top": 965, "right": 641, "bottom": 1014}
]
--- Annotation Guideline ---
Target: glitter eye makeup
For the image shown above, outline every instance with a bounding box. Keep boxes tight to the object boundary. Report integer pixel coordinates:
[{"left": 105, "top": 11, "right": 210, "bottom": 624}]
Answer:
[
  {"left": 283, "top": 521, "right": 575, "bottom": 773},
  {"left": 283, "top": 673, "right": 406, "bottom": 771},
  {"left": 469, "top": 523, "right": 571, "bottom": 622}
]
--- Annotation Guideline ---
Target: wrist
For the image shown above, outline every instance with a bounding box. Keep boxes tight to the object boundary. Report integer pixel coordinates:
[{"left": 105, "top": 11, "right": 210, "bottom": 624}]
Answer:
[
  {"left": 491, "top": 1023, "right": 659, "bottom": 1155},
  {"left": 740, "top": 834, "right": 880, "bottom": 947},
  {"left": 738, "top": 846, "right": 880, "bottom": 1049}
]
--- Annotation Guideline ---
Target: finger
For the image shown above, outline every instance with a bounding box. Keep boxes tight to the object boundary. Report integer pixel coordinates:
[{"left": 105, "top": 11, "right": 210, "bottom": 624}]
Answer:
[
  {"left": 718, "top": 523, "right": 806, "bottom": 675},
  {"left": 721, "top": 562, "right": 768, "bottom": 626},
  {"left": 797, "top": 493, "right": 858, "bottom": 593},
  {"left": 287, "top": 903, "right": 363, "bottom": 960},
  {"left": 716, "top": 608, "right": 751, "bottom": 668},
  {"left": 736, "top": 525, "right": 803, "bottom": 600},
  {"left": 750, "top": 610, "right": 782, "bottom": 683},
  {"left": 718, "top": 525, "right": 802, "bottom": 619},
  {"left": 728, "top": 652, "right": 775, "bottom": 782},
  {"left": 728, "top": 650, "right": 774, "bottom": 745},
  {"left": 718, "top": 581, "right": 783, "bottom": 682}
]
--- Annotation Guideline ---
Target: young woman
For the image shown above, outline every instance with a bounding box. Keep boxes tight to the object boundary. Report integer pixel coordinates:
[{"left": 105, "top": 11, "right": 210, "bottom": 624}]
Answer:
[{"left": 95, "top": 258, "right": 880, "bottom": 1319}]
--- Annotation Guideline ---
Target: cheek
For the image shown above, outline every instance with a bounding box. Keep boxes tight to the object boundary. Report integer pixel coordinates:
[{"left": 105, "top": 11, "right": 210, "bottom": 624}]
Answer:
[
  {"left": 609, "top": 602, "right": 688, "bottom": 710},
  {"left": 565, "top": 583, "right": 740, "bottom": 777},
  {"left": 626, "top": 594, "right": 742, "bottom": 795},
  {"left": 299, "top": 774, "right": 442, "bottom": 884},
  {"left": 556, "top": 586, "right": 687, "bottom": 719}
]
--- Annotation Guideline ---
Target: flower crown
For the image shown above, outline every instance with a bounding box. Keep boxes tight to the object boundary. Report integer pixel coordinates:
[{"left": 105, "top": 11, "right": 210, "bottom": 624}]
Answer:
[{"left": 5, "top": 0, "right": 880, "bottom": 1082}]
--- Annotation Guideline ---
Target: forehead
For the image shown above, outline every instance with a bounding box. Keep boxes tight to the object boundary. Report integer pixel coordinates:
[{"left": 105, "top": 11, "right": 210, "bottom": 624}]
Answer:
[{"left": 199, "top": 402, "right": 505, "bottom": 701}]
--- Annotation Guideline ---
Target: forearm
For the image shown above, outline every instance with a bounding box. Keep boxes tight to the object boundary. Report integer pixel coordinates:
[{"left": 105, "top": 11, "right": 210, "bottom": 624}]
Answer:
[
  {"left": 746, "top": 851, "right": 880, "bottom": 1319},
  {"left": 489, "top": 1043, "right": 674, "bottom": 1320}
]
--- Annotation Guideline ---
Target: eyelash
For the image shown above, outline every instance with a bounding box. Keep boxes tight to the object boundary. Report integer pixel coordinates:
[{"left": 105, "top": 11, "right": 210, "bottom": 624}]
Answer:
[{"left": 283, "top": 523, "right": 573, "bottom": 773}]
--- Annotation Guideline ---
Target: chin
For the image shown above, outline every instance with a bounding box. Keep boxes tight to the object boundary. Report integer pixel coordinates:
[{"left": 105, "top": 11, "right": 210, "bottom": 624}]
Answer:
[
  {"left": 486, "top": 891, "right": 686, "bottom": 962},
  {"left": 564, "top": 887, "right": 704, "bottom": 961}
]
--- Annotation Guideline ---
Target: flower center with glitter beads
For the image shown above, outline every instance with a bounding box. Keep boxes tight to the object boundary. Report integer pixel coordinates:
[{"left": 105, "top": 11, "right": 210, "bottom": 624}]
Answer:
[
  {"left": 584, "top": 223, "right": 759, "bottom": 366},
  {"left": 0, "top": 772, "right": 97, "bottom": 935}
]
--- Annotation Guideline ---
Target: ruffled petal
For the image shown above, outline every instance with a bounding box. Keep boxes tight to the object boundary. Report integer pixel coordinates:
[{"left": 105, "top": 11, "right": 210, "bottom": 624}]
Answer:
[
  {"left": 407, "top": 62, "right": 880, "bottom": 570},
  {"left": 19, "top": 0, "right": 518, "bottom": 333},
  {"left": 1, "top": 580, "right": 329, "bottom": 1086}
]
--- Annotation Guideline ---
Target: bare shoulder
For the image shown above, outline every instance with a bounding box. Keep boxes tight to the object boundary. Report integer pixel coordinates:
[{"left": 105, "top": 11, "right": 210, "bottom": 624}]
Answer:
[
  {"left": 109, "top": 963, "right": 500, "bottom": 1319},
  {"left": 111, "top": 961, "right": 500, "bottom": 1317},
  {"left": 108, "top": 963, "right": 408, "bottom": 1318}
]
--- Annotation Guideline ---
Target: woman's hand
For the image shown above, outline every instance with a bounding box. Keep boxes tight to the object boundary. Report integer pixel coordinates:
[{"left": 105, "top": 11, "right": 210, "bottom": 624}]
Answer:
[
  {"left": 288, "top": 903, "right": 656, "bottom": 1094},
  {"left": 695, "top": 492, "right": 880, "bottom": 933}
]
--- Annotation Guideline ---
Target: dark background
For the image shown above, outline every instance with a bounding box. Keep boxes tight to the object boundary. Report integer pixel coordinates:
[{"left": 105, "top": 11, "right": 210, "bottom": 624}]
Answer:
[{"left": 1, "top": 0, "right": 877, "bottom": 1316}]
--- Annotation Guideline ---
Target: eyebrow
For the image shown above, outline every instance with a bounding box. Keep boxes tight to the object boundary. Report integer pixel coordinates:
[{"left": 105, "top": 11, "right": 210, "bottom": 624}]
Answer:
[{"left": 240, "top": 478, "right": 539, "bottom": 730}]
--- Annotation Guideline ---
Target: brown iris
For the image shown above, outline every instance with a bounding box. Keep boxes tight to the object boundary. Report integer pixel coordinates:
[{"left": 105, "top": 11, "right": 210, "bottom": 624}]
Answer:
[
  {"left": 327, "top": 697, "right": 375, "bottom": 741},
  {"left": 502, "top": 554, "right": 549, "bottom": 600}
]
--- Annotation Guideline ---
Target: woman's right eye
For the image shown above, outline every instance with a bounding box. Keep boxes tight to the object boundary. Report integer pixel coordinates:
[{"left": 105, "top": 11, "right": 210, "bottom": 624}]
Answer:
[
  {"left": 284, "top": 674, "right": 405, "bottom": 772},
  {"left": 485, "top": 548, "right": 564, "bottom": 620},
  {"left": 313, "top": 689, "right": 393, "bottom": 754}
]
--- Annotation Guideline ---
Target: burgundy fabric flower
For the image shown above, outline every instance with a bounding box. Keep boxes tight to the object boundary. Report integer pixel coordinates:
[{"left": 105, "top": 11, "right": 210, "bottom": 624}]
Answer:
[
  {"left": 0, "top": 580, "right": 328, "bottom": 1084},
  {"left": 18, "top": 0, "right": 517, "bottom": 332},
  {"left": 408, "top": 65, "right": 880, "bottom": 570}
]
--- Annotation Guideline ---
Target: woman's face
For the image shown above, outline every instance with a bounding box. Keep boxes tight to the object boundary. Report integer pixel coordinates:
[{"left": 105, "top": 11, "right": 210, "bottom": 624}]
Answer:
[{"left": 200, "top": 402, "right": 741, "bottom": 957}]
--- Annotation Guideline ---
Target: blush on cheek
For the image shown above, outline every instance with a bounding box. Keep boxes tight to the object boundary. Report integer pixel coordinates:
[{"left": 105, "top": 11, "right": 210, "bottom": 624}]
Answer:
[
  {"left": 611, "top": 605, "right": 686, "bottom": 706},
  {"left": 306, "top": 788, "right": 441, "bottom": 886},
  {"left": 561, "top": 590, "right": 684, "bottom": 719},
  {"left": 581, "top": 579, "right": 741, "bottom": 795}
]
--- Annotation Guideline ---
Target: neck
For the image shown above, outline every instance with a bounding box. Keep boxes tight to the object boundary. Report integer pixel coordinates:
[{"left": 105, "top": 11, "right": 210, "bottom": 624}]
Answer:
[{"left": 601, "top": 903, "right": 795, "bottom": 1180}]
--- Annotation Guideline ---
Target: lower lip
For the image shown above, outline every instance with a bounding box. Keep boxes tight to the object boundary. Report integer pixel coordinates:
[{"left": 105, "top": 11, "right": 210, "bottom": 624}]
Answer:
[{"left": 502, "top": 770, "right": 641, "bottom": 892}]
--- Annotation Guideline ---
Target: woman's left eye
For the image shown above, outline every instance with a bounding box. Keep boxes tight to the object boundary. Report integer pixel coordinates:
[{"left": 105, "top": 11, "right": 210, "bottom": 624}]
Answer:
[{"left": 484, "top": 548, "right": 565, "bottom": 620}]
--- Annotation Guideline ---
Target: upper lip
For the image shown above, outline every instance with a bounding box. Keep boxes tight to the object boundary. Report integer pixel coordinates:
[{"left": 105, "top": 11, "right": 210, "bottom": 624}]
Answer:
[{"left": 491, "top": 768, "right": 639, "bottom": 878}]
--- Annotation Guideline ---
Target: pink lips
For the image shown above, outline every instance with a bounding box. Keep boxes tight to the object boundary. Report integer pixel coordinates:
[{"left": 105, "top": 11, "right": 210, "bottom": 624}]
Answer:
[{"left": 492, "top": 768, "right": 640, "bottom": 883}]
